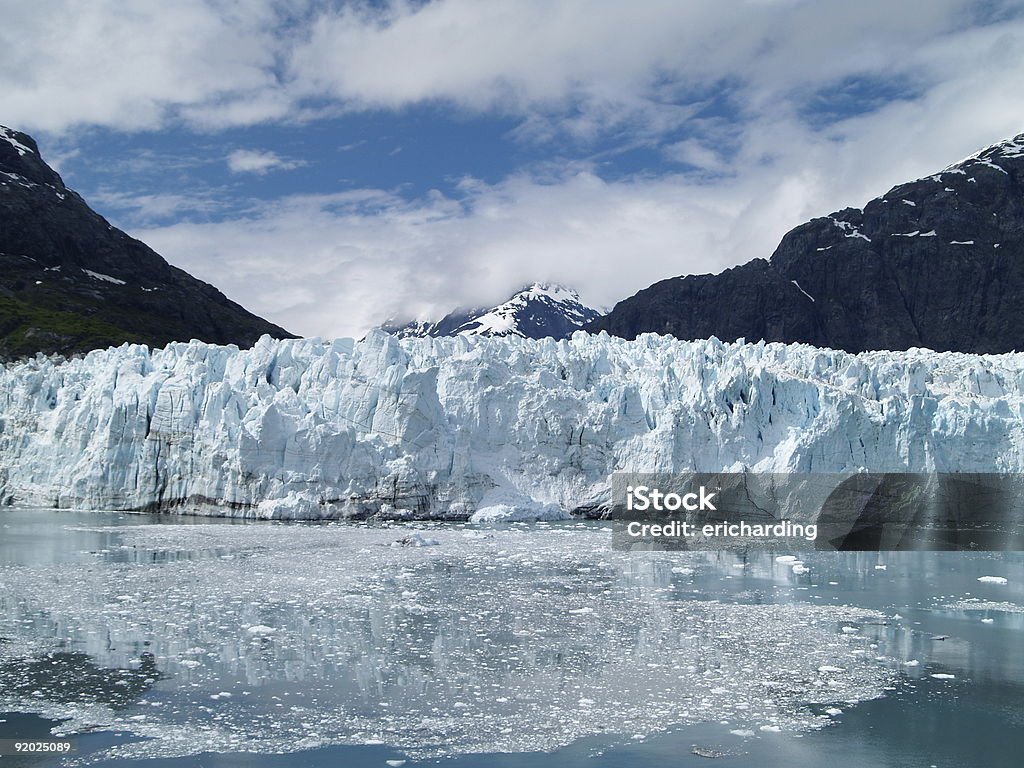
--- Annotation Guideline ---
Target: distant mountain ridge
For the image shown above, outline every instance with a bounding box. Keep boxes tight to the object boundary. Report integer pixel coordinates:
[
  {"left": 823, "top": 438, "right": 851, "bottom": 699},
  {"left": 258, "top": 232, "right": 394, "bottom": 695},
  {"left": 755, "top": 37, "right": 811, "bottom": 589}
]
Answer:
[
  {"left": 588, "top": 132, "right": 1024, "bottom": 354},
  {"left": 0, "top": 125, "right": 293, "bottom": 360},
  {"left": 383, "top": 283, "right": 602, "bottom": 340}
]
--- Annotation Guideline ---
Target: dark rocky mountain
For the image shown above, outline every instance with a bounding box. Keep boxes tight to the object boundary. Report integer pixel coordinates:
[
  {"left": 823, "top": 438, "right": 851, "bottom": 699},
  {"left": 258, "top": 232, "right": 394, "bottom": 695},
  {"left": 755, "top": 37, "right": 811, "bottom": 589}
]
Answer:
[
  {"left": 0, "top": 125, "right": 293, "bottom": 360},
  {"left": 383, "top": 282, "right": 602, "bottom": 340},
  {"left": 588, "top": 133, "right": 1024, "bottom": 354}
]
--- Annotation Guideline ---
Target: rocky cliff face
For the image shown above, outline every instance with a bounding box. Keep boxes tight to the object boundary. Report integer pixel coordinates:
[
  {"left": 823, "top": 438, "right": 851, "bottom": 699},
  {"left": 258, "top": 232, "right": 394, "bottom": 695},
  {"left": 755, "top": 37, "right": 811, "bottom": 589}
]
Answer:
[
  {"left": 1, "top": 331, "right": 1020, "bottom": 519},
  {"left": 0, "top": 126, "right": 293, "bottom": 359},
  {"left": 589, "top": 134, "right": 1024, "bottom": 354}
]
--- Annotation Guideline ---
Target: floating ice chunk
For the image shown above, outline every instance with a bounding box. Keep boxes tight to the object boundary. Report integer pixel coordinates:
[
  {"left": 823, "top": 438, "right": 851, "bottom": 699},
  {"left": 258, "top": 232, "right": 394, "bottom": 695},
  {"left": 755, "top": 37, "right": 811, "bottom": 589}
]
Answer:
[
  {"left": 818, "top": 665, "right": 845, "bottom": 673},
  {"left": 386, "top": 761, "right": 407, "bottom": 767},
  {"left": 245, "top": 625, "right": 276, "bottom": 636},
  {"left": 692, "top": 746, "right": 726, "bottom": 758},
  {"left": 759, "top": 724, "right": 782, "bottom": 732},
  {"left": 825, "top": 707, "right": 842, "bottom": 716},
  {"left": 840, "top": 626, "right": 858, "bottom": 634},
  {"left": 393, "top": 533, "right": 441, "bottom": 547},
  {"left": 776, "top": 556, "right": 798, "bottom": 564},
  {"left": 469, "top": 487, "right": 567, "bottom": 523},
  {"left": 730, "top": 729, "right": 755, "bottom": 737},
  {"left": 874, "top": 565, "right": 887, "bottom": 571},
  {"left": 981, "top": 618, "right": 995, "bottom": 624},
  {"left": 942, "top": 599, "right": 1024, "bottom": 614},
  {"left": 792, "top": 564, "right": 809, "bottom": 575},
  {"left": 977, "top": 576, "right": 1008, "bottom": 585},
  {"left": 902, "top": 659, "right": 919, "bottom": 666},
  {"left": 930, "top": 673, "right": 955, "bottom": 680}
]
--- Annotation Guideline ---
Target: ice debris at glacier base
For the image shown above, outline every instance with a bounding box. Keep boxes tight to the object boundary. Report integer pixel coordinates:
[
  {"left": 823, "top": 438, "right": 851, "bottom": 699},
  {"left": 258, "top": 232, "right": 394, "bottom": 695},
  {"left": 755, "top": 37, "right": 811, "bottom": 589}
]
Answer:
[
  {"left": 2, "top": 329, "right": 1023, "bottom": 518},
  {"left": 0, "top": 523, "right": 898, "bottom": 761}
]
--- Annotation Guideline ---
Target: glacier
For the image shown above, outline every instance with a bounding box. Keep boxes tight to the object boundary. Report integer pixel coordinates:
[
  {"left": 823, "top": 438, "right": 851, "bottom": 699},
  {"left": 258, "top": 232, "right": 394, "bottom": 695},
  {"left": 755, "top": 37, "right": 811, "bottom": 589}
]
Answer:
[{"left": 0, "top": 330, "right": 1022, "bottom": 519}]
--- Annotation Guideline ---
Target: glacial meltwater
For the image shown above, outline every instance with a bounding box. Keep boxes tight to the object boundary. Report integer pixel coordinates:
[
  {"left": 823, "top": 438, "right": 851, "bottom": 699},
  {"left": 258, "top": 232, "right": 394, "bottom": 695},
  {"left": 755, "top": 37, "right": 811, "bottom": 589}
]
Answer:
[{"left": 1, "top": 509, "right": 1022, "bottom": 767}]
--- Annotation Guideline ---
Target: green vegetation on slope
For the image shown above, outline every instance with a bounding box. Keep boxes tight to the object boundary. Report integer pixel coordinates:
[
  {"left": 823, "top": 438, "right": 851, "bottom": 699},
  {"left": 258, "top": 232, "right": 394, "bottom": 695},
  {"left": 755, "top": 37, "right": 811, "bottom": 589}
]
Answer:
[{"left": 0, "top": 295, "right": 147, "bottom": 360}]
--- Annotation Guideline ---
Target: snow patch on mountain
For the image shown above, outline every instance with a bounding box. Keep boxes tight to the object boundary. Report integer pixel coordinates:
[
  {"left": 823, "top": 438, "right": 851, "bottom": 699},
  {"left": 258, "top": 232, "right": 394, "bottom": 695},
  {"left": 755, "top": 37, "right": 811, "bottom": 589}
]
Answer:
[
  {"left": 82, "top": 269, "right": 127, "bottom": 285},
  {"left": 1, "top": 332, "right": 1022, "bottom": 519}
]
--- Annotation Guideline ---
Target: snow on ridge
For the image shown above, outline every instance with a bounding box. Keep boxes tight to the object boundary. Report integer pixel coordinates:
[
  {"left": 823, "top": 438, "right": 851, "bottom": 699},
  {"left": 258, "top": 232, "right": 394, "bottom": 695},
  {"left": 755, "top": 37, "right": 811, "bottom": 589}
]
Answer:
[
  {"left": 1, "top": 331, "right": 1022, "bottom": 519},
  {"left": 0, "top": 126, "right": 34, "bottom": 156},
  {"left": 945, "top": 133, "right": 1024, "bottom": 170},
  {"left": 519, "top": 281, "right": 581, "bottom": 304},
  {"left": 456, "top": 307, "right": 517, "bottom": 336},
  {"left": 830, "top": 217, "right": 871, "bottom": 242}
]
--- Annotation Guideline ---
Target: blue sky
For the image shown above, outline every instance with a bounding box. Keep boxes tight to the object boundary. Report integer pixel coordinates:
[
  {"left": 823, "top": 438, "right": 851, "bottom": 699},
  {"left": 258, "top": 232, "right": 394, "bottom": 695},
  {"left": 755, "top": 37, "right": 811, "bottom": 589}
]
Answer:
[{"left": 5, "top": 0, "right": 1024, "bottom": 337}]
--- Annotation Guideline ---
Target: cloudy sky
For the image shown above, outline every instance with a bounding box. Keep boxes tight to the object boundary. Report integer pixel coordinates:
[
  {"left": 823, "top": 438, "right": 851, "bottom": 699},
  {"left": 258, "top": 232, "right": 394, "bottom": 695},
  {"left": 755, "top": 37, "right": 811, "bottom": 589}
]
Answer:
[{"left": 4, "top": 0, "right": 1024, "bottom": 337}]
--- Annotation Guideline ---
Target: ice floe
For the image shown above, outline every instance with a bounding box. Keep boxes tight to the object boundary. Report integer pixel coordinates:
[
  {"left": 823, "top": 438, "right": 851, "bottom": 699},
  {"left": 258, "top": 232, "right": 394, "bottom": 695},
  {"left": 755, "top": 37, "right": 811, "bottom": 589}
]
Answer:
[{"left": 0, "top": 523, "right": 898, "bottom": 761}]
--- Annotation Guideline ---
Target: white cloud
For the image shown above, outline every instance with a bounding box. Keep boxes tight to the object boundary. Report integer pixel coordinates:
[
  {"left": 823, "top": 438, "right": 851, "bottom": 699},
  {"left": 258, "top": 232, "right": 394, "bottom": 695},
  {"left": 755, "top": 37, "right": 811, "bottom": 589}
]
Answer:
[
  {"left": 137, "top": 18, "right": 1024, "bottom": 339},
  {"left": 3, "top": 0, "right": 1021, "bottom": 141},
  {"left": 663, "top": 139, "right": 728, "bottom": 173},
  {"left": 91, "top": 190, "right": 225, "bottom": 223},
  {"left": 0, "top": 0, "right": 285, "bottom": 134},
  {"left": 135, "top": 66, "right": 1024, "bottom": 341},
  {"left": 226, "top": 149, "right": 305, "bottom": 175},
  {"left": 6, "top": 1, "right": 1024, "bottom": 339},
  {"left": 285, "top": 0, "right": 1022, "bottom": 142}
]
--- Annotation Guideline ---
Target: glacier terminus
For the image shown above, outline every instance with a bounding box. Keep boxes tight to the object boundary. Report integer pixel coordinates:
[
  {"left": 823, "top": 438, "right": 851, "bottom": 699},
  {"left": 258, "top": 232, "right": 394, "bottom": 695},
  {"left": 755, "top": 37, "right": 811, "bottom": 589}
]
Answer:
[{"left": 0, "top": 330, "right": 1021, "bottom": 520}]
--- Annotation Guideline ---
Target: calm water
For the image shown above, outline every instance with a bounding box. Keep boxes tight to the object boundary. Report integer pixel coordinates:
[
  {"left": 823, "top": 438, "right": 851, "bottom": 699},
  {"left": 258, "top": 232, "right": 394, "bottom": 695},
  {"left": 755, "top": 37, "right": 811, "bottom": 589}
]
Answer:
[{"left": 1, "top": 508, "right": 1022, "bottom": 767}]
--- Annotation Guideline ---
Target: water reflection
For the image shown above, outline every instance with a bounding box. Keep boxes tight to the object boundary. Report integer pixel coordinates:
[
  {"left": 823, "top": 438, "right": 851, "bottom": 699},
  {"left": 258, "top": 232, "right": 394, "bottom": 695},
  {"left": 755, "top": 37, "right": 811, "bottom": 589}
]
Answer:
[
  {"left": 0, "top": 510, "right": 1022, "bottom": 763},
  {"left": 0, "top": 651, "right": 160, "bottom": 709}
]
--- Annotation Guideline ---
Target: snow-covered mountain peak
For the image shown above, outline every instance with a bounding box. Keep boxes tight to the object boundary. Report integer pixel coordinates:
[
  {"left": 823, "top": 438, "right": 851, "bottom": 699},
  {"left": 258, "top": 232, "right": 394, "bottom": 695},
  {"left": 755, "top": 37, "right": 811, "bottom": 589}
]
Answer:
[
  {"left": 517, "top": 282, "right": 580, "bottom": 303},
  {"left": 382, "top": 282, "right": 602, "bottom": 340}
]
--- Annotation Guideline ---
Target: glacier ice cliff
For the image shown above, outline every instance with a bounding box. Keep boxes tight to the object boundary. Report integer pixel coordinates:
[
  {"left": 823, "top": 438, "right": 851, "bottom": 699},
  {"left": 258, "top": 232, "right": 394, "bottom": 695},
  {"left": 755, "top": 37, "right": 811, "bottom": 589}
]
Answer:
[{"left": 0, "top": 330, "right": 1021, "bottom": 519}]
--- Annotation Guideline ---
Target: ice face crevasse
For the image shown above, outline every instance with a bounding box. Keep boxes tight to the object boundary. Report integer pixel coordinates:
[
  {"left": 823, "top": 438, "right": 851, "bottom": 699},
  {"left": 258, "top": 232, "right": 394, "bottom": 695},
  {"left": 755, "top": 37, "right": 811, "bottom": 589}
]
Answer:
[{"left": 0, "top": 331, "right": 1022, "bottom": 519}]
